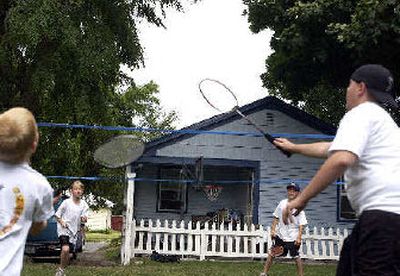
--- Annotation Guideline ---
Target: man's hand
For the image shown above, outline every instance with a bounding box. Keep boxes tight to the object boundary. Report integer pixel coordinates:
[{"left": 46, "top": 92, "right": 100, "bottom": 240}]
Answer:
[
  {"left": 273, "top": 138, "right": 296, "bottom": 153},
  {"left": 282, "top": 197, "right": 307, "bottom": 225},
  {"left": 58, "top": 218, "right": 67, "bottom": 228},
  {"left": 294, "top": 237, "right": 302, "bottom": 248}
]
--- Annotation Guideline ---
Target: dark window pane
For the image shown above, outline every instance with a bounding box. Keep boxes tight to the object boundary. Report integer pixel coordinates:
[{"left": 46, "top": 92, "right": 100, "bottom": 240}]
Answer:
[
  {"left": 160, "top": 190, "right": 180, "bottom": 201},
  {"left": 160, "top": 200, "right": 182, "bottom": 210}
]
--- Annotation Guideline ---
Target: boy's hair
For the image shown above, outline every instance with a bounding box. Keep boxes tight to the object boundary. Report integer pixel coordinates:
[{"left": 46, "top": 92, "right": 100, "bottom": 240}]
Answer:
[
  {"left": 0, "top": 107, "right": 38, "bottom": 164},
  {"left": 53, "top": 188, "right": 63, "bottom": 198},
  {"left": 70, "top": 180, "right": 84, "bottom": 191}
]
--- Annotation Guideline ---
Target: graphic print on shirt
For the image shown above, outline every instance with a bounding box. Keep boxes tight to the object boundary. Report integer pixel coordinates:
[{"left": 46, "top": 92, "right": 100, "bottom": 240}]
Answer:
[{"left": 0, "top": 186, "right": 25, "bottom": 236}]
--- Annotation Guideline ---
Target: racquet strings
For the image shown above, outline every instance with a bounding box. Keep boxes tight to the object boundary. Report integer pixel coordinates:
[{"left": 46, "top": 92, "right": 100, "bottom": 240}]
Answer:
[
  {"left": 199, "top": 79, "right": 239, "bottom": 113},
  {"left": 93, "top": 135, "right": 144, "bottom": 168}
]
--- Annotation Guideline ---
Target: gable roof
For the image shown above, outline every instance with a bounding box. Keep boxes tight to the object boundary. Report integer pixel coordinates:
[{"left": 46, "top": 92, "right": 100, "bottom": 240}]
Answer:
[{"left": 145, "top": 96, "right": 336, "bottom": 152}]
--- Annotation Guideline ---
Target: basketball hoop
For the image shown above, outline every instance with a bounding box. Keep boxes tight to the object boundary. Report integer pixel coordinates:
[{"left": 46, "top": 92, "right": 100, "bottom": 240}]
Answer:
[{"left": 203, "top": 185, "right": 223, "bottom": 201}]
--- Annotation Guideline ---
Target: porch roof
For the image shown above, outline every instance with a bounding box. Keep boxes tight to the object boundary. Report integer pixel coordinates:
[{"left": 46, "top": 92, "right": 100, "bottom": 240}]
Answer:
[{"left": 144, "top": 96, "right": 336, "bottom": 153}]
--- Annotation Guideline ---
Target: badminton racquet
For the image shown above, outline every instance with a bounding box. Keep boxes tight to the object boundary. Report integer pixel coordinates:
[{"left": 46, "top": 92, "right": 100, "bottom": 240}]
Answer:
[
  {"left": 93, "top": 135, "right": 145, "bottom": 168},
  {"left": 198, "top": 79, "right": 291, "bottom": 157}
]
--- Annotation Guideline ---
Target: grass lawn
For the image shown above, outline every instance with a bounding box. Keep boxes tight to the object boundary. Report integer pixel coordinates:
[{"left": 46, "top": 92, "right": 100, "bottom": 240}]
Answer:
[
  {"left": 85, "top": 230, "right": 121, "bottom": 242},
  {"left": 23, "top": 234, "right": 337, "bottom": 275},
  {"left": 22, "top": 258, "right": 337, "bottom": 276}
]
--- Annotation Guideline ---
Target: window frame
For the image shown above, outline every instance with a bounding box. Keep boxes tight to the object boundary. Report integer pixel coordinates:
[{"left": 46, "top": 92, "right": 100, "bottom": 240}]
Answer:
[{"left": 156, "top": 166, "right": 188, "bottom": 214}]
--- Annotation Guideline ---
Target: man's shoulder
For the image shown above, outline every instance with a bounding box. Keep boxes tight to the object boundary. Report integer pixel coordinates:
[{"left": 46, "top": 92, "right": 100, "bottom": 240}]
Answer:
[
  {"left": 277, "top": 199, "right": 288, "bottom": 206},
  {"left": 274, "top": 199, "right": 287, "bottom": 212},
  {"left": 346, "top": 102, "right": 386, "bottom": 120},
  {"left": 21, "top": 164, "right": 50, "bottom": 185},
  {"left": 81, "top": 199, "right": 89, "bottom": 208},
  {"left": 60, "top": 197, "right": 72, "bottom": 206},
  {"left": 16, "top": 164, "right": 52, "bottom": 195}
]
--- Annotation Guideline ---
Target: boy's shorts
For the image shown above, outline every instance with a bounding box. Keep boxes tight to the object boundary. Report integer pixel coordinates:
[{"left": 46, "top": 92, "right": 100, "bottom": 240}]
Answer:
[
  {"left": 271, "top": 236, "right": 300, "bottom": 258},
  {"left": 336, "top": 210, "right": 400, "bottom": 276},
  {"left": 59, "top": 235, "right": 75, "bottom": 252}
]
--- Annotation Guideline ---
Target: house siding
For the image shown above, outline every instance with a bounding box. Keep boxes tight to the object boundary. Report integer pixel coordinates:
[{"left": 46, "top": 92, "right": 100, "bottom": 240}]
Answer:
[
  {"left": 132, "top": 107, "right": 354, "bottom": 229},
  {"left": 134, "top": 165, "right": 252, "bottom": 223}
]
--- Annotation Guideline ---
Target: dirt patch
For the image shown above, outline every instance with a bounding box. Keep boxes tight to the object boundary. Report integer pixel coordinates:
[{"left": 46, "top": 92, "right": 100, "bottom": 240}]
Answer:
[{"left": 73, "top": 242, "right": 118, "bottom": 267}]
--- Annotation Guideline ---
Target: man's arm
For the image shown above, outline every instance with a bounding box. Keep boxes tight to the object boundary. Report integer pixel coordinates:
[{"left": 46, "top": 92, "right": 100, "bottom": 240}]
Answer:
[
  {"left": 30, "top": 221, "right": 47, "bottom": 235},
  {"left": 273, "top": 138, "right": 331, "bottom": 159},
  {"left": 54, "top": 215, "right": 67, "bottom": 228},
  {"left": 283, "top": 150, "right": 358, "bottom": 224},
  {"left": 270, "top": 217, "right": 279, "bottom": 237},
  {"left": 295, "top": 224, "right": 304, "bottom": 246}
]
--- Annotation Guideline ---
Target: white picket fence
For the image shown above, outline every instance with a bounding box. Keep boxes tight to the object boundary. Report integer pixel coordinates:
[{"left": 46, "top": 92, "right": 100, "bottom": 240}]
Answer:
[{"left": 122, "top": 219, "right": 349, "bottom": 263}]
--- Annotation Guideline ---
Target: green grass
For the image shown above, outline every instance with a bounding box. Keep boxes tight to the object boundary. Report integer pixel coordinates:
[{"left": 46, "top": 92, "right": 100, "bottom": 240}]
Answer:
[
  {"left": 23, "top": 238, "right": 337, "bottom": 275},
  {"left": 85, "top": 230, "right": 121, "bottom": 242},
  {"left": 22, "top": 258, "right": 337, "bottom": 276}
]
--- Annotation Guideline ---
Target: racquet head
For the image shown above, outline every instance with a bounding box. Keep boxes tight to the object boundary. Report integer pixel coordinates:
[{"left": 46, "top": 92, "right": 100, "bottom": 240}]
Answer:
[
  {"left": 198, "top": 78, "right": 292, "bottom": 158},
  {"left": 93, "top": 135, "right": 144, "bottom": 168},
  {"left": 198, "top": 79, "right": 239, "bottom": 113}
]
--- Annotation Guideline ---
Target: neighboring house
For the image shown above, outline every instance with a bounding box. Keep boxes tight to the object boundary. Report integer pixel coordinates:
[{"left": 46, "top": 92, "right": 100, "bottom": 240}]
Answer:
[
  {"left": 87, "top": 208, "right": 112, "bottom": 231},
  {"left": 85, "top": 194, "right": 114, "bottom": 231},
  {"left": 128, "top": 96, "right": 355, "bottom": 229}
]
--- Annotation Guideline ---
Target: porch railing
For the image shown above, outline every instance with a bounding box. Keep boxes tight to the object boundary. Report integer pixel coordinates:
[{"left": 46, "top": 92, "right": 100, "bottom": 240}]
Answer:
[{"left": 122, "top": 219, "right": 349, "bottom": 264}]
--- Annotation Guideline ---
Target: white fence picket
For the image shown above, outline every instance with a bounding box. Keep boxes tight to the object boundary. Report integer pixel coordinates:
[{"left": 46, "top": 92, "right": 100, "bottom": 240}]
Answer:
[{"left": 125, "top": 219, "right": 349, "bottom": 264}]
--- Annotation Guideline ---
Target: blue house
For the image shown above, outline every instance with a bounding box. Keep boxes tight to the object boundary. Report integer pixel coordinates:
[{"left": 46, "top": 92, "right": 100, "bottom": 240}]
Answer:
[{"left": 129, "top": 96, "right": 355, "bottom": 229}]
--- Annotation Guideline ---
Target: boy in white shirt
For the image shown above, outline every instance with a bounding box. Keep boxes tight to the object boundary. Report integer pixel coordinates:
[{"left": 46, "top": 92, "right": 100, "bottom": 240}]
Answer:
[
  {"left": 55, "top": 181, "right": 89, "bottom": 276},
  {"left": 0, "top": 107, "right": 54, "bottom": 276},
  {"left": 275, "top": 64, "right": 400, "bottom": 275},
  {"left": 260, "top": 183, "right": 307, "bottom": 276}
]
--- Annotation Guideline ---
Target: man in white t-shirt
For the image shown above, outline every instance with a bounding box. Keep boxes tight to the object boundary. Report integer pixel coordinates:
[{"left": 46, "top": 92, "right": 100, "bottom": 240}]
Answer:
[
  {"left": 274, "top": 64, "right": 400, "bottom": 275},
  {"left": 0, "top": 108, "right": 54, "bottom": 276},
  {"left": 260, "top": 183, "right": 307, "bottom": 276}
]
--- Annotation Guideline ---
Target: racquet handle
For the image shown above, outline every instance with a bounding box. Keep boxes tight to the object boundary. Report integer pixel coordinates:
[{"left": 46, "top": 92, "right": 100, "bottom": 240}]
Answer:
[{"left": 263, "top": 133, "right": 292, "bottom": 158}]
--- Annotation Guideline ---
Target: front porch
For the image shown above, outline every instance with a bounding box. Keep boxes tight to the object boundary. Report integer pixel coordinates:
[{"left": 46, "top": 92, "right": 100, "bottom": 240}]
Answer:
[{"left": 132, "top": 157, "right": 260, "bottom": 225}]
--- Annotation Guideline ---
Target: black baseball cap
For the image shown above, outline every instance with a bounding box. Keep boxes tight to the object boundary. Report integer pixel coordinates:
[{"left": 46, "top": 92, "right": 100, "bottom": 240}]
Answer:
[
  {"left": 351, "top": 64, "right": 398, "bottom": 108},
  {"left": 286, "top": 182, "right": 300, "bottom": 192}
]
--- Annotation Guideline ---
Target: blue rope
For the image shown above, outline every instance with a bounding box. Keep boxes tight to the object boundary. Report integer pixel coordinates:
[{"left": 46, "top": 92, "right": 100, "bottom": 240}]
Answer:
[
  {"left": 45, "top": 175, "right": 345, "bottom": 186},
  {"left": 40, "top": 123, "right": 338, "bottom": 185},
  {"left": 37, "top": 122, "right": 335, "bottom": 140}
]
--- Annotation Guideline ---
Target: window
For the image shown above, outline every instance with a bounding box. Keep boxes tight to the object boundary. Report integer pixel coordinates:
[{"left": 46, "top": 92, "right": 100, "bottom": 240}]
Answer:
[
  {"left": 337, "top": 177, "right": 357, "bottom": 221},
  {"left": 157, "top": 167, "right": 188, "bottom": 213}
]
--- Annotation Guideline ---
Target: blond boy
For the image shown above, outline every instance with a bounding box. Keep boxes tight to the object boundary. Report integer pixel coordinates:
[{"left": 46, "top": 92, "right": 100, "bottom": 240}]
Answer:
[
  {"left": 55, "top": 181, "right": 89, "bottom": 276},
  {"left": 0, "top": 107, "right": 54, "bottom": 276}
]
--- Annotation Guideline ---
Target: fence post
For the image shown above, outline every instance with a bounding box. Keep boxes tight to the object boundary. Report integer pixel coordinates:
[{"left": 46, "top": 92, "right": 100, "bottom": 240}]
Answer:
[
  {"left": 195, "top": 221, "right": 202, "bottom": 258},
  {"left": 328, "top": 228, "right": 334, "bottom": 259},
  {"left": 200, "top": 223, "right": 206, "bottom": 260},
  {"left": 121, "top": 168, "right": 135, "bottom": 265}
]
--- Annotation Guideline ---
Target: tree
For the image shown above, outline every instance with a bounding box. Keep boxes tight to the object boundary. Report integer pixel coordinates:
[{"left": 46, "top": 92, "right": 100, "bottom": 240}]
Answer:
[
  {"left": 0, "top": 0, "right": 186, "bottom": 211},
  {"left": 244, "top": 0, "right": 400, "bottom": 125}
]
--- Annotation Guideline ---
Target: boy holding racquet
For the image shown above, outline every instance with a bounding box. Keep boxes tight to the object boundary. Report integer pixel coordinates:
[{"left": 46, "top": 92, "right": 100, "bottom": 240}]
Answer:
[
  {"left": 55, "top": 180, "right": 89, "bottom": 276},
  {"left": 275, "top": 64, "right": 400, "bottom": 275},
  {"left": 0, "top": 107, "right": 54, "bottom": 276},
  {"left": 260, "top": 183, "right": 307, "bottom": 276}
]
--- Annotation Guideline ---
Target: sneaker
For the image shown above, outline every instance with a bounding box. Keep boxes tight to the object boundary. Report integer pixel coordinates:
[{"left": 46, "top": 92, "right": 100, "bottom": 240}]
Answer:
[
  {"left": 259, "top": 273, "right": 268, "bottom": 276},
  {"left": 55, "top": 267, "right": 65, "bottom": 276}
]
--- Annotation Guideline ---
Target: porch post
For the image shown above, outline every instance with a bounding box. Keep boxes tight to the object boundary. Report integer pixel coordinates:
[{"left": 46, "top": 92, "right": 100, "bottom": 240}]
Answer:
[{"left": 122, "top": 166, "right": 136, "bottom": 265}]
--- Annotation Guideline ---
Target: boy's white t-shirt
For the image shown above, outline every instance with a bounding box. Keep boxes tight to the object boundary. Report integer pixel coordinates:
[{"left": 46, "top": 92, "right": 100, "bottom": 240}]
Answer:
[
  {"left": 55, "top": 197, "right": 89, "bottom": 244},
  {"left": 273, "top": 199, "right": 307, "bottom": 242},
  {"left": 0, "top": 161, "right": 54, "bottom": 276},
  {"left": 329, "top": 102, "right": 400, "bottom": 215}
]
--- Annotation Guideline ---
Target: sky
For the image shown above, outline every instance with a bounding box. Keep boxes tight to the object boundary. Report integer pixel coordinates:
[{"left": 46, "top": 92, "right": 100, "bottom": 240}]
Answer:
[{"left": 129, "top": 0, "right": 273, "bottom": 128}]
